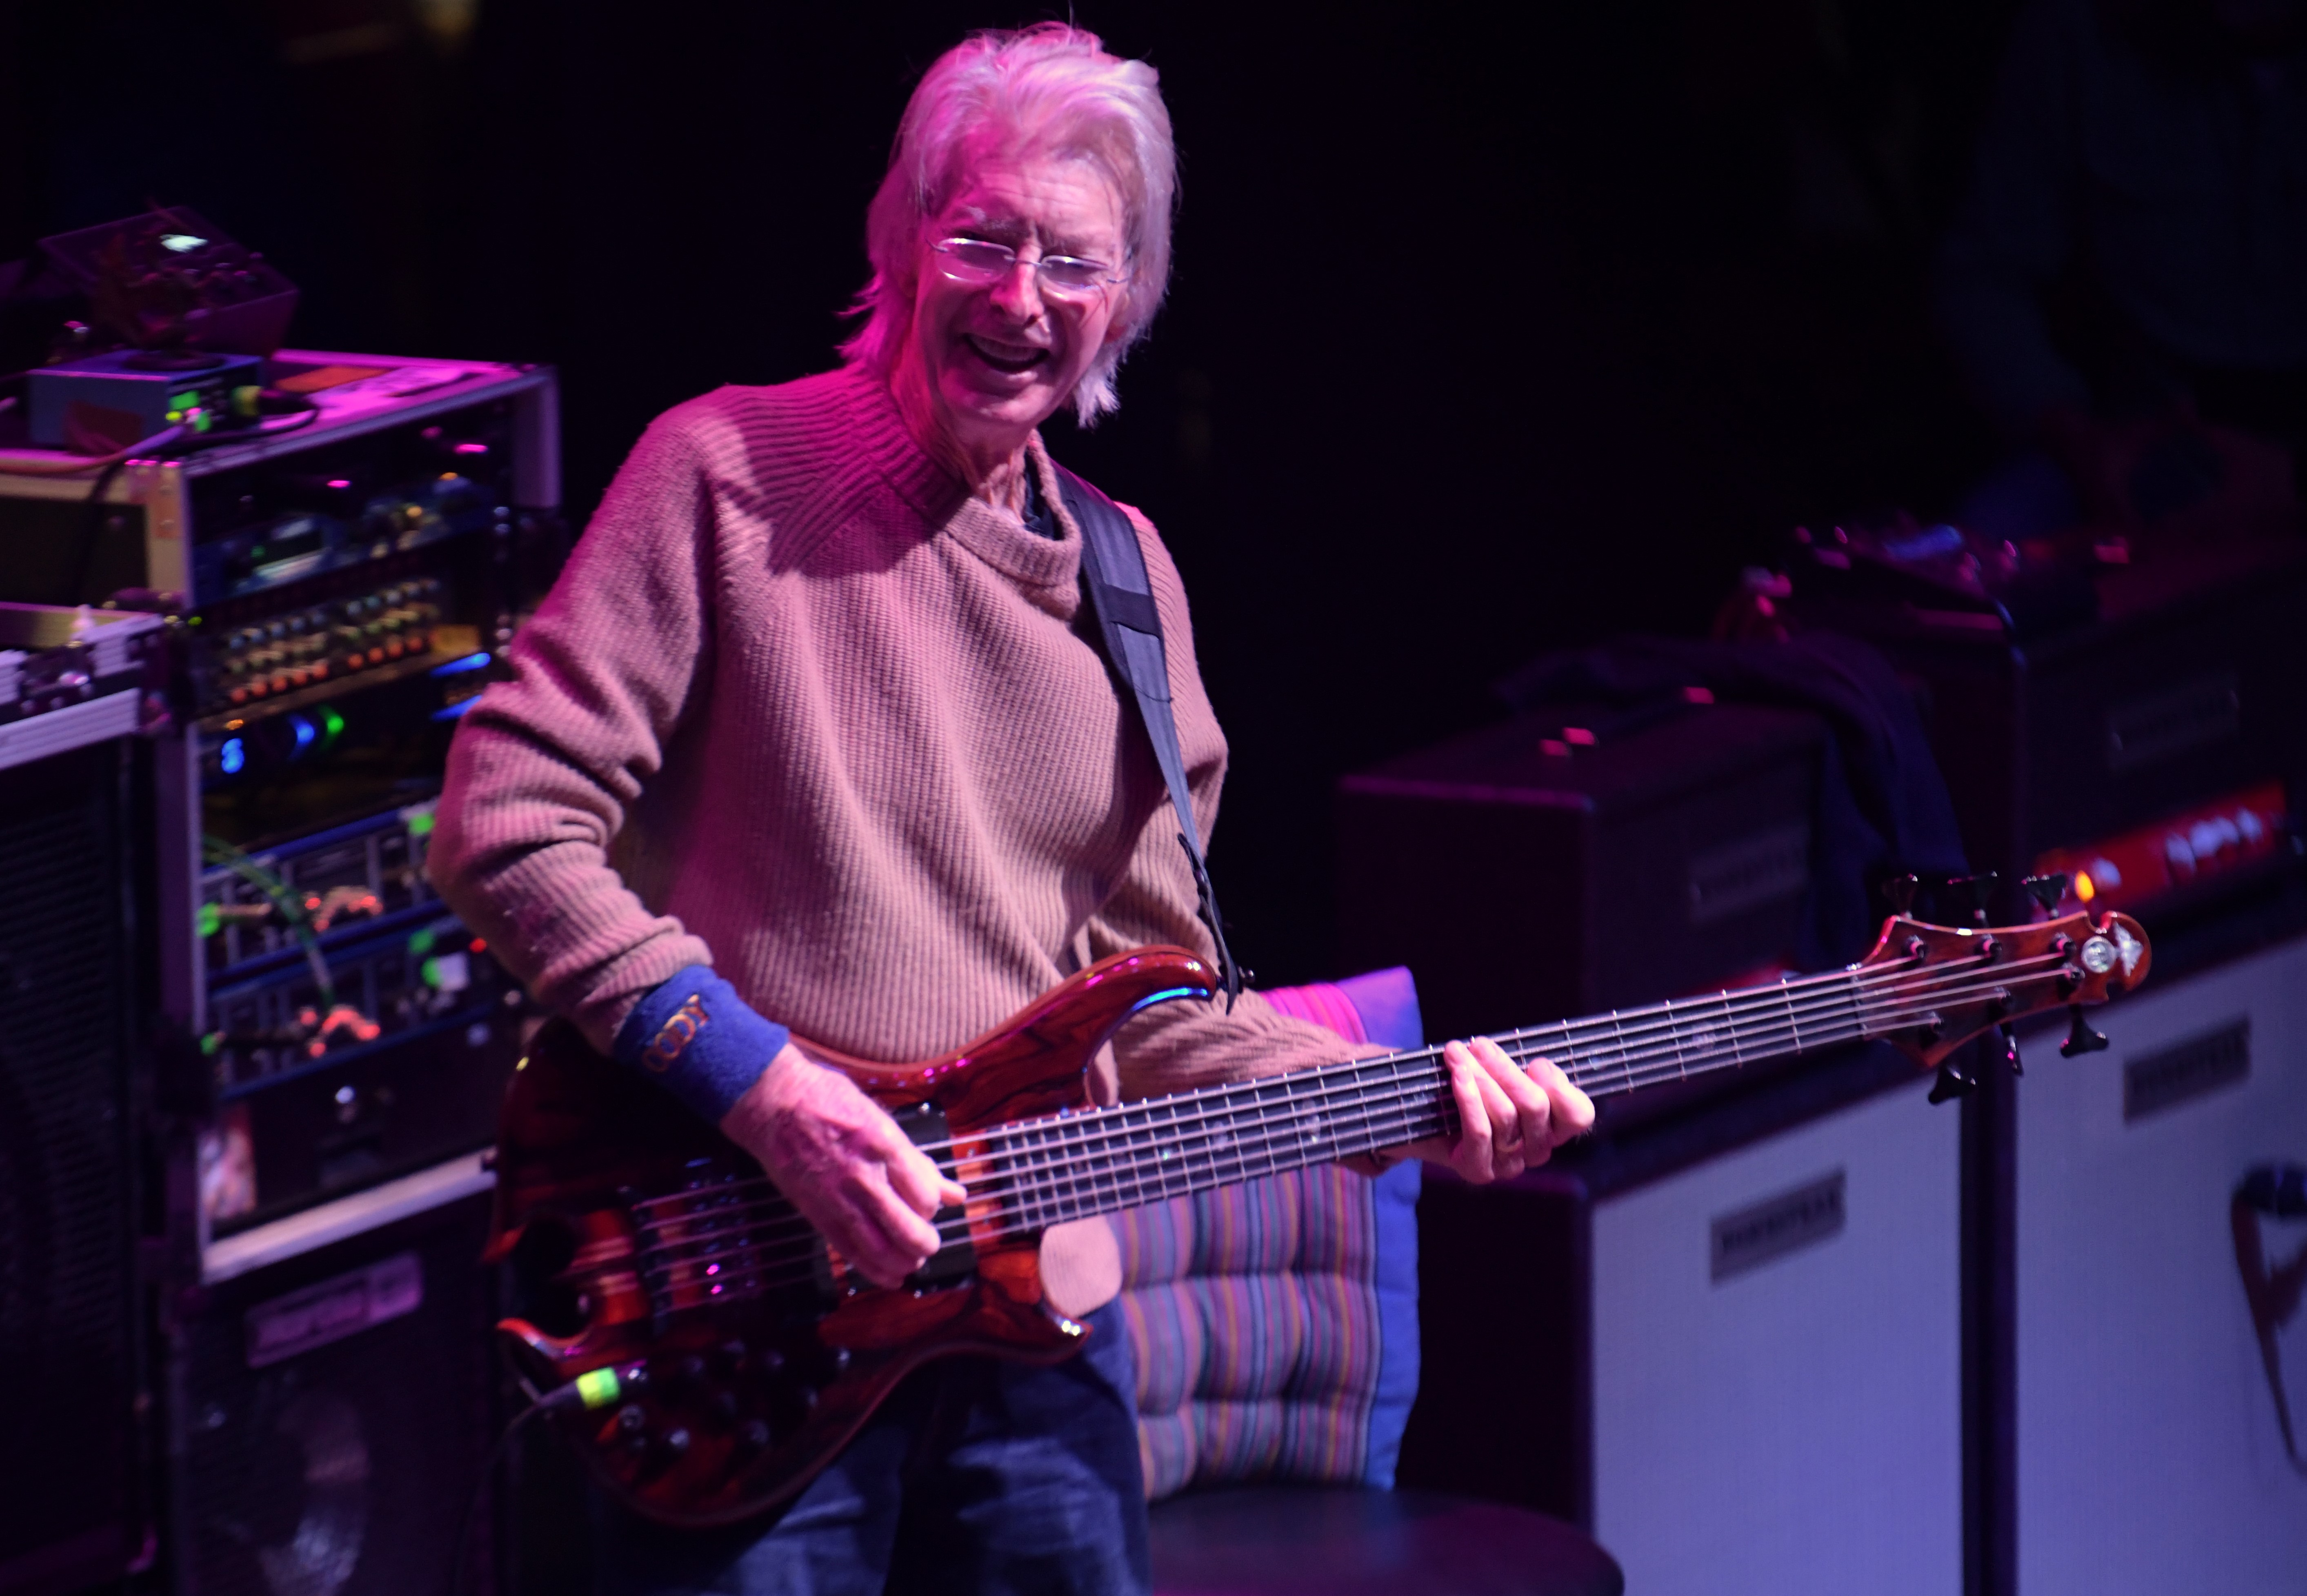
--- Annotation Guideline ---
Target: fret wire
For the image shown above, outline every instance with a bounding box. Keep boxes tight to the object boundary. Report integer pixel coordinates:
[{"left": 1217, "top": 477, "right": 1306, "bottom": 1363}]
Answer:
[
  {"left": 1130, "top": 1100, "right": 1156, "bottom": 1211},
  {"left": 993, "top": 997, "right": 1949, "bottom": 1223},
  {"left": 988, "top": 953, "right": 1937, "bottom": 1181},
  {"left": 967, "top": 958, "right": 2049, "bottom": 1215},
  {"left": 661, "top": 978, "right": 2007, "bottom": 1273},
  {"left": 949, "top": 951, "right": 2027, "bottom": 1184},
  {"left": 645, "top": 970, "right": 2033, "bottom": 1273},
  {"left": 983, "top": 964, "right": 1851, "bottom": 1205}
]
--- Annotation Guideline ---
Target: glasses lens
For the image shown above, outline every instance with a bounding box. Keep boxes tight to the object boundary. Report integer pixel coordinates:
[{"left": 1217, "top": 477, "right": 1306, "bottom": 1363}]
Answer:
[
  {"left": 936, "top": 240, "right": 1013, "bottom": 283},
  {"left": 1036, "top": 258, "right": 1111, "bottom": 294}
]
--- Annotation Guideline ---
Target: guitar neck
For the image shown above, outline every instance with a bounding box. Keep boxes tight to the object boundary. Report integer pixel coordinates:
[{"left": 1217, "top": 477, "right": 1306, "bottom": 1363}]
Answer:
[{"left": 983, "top": 962, "right": 1904, "bottom": 1229}]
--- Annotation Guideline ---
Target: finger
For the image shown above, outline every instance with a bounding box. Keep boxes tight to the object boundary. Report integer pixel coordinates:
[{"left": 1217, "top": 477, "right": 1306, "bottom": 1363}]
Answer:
[
  {"left": 1526, "top": 1054, "right": 1596, "bottom": 1145},
  {"left": 1470, "top": 1064, "right": 1522, "bottom": 1177},
  {"left": 1442, "top": 1041, "right": 1494, "bottom": 1183},
  {"left": 822, "top": 1198, "right": 921, "bottom": 1290},
  {"left": 884, "top": 1129, "right": 965, "bottom": 1218},
  {"left": 870, "top": 1173, "right": 945, "bottom": 1260},
  {"left": 1470, "top": 1036, "right": 1551, "bottom": 1161},
  {"left": 844, "top": 1181, "right": 941, "bottom": 1289}
]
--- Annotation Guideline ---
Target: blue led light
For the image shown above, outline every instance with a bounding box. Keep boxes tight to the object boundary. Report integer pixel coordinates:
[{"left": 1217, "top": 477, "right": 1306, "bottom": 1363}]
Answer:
[
  {"left": 430, "top": 698, "right": 479, "bottom": 722},
  {"left": 289, "top": 714, "right": 316, "bottom": 752},
  {"left": 219, "top": 737, "right": 246, "bottom": 775},
  {"left": 429, "top": 651, "right": 492, "bottom": 678},
  {"left": 1127, "top": 985, "right": 1203, "bottom": 1016}
]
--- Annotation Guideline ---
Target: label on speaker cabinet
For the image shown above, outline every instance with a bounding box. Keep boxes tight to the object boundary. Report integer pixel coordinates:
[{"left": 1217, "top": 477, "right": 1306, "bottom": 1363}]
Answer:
[
  {"left": 2103, "top": 671, "right": 2240, "bottom": 772},
  {"left": 2123, "top": 1019, "right": 2251, "bottom": 1123},
  {"left": 1710, "top": 1169, "right": 1846, "bottom": 1282},
  {"left": 244, "top": 1251, "right": 422, "bottom": 1367},
  {"left": 1687, "top": 822, "right": 1811, "bottom": 926}
]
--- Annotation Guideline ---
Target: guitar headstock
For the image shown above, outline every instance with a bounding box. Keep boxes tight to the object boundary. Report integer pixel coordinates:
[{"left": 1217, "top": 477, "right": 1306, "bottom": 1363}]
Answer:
[{"left": 1856, "top": 909, "right": 2151, "bottom": 1080}]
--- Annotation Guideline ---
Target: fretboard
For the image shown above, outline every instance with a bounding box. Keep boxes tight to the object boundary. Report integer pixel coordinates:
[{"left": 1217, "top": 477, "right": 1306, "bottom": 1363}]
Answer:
[{"left": 978, "top": 956, "right": 1971, "bottom": 1230}]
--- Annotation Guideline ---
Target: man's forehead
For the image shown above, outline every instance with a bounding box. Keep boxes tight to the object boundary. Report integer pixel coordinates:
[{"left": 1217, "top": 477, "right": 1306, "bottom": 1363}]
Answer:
[{"left": 934, "top": 164, "right": 1121, "bottom": 247}]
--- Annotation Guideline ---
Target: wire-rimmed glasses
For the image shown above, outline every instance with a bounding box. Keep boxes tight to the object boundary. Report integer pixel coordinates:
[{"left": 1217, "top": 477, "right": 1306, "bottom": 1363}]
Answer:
[{"left": 930, "top": 238, "right": 1126, "bottom": 298}]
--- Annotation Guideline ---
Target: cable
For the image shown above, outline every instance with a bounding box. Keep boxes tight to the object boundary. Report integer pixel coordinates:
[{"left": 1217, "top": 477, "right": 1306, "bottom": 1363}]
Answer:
[
  {"left": 448, "top": 1371, "right": 624, "bottom": 1596},
  {"left": 448, "top": 1399, "right": 550, "bottom": 1596},
  {"left": 0, "top": 422, "right": 188, "bottom": 476},
  {"left": 0, "top": 399, "right": 320, "bottom": 479},
  {"left": 200, "top": 835, "right": 336, "bottom": 1007}
]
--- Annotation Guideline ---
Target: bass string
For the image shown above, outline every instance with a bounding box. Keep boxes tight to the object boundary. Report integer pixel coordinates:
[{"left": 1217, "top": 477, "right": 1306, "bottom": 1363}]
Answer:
[
  {"left": 622, "top": 945, "right": 2066, "bottom": 1216},
  {"left": 927, "top": 947, "right": 2059, "bottom": 1169},
  {"left": 639, "top": 976, "right": 2000, "bottom": 1284},
  {"left": 630, "top": 969, "right": 2069, "bottom": 1269},
  {"left": 635, "top": 1080, "right": 1455, "bottom": 1283},
  {"left": 925, "top": 955, "right": 2066, "bottom": 1205}
]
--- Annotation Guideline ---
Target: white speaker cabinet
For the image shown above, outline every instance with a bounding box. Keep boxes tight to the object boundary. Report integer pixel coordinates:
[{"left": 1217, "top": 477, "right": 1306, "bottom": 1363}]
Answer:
[
  {"left": 1406, "top": 1044, "right": 1964, "bottom": 1596},
  {"left": 2016, "top": 928, "right": 2307, "bottom": 1593}
]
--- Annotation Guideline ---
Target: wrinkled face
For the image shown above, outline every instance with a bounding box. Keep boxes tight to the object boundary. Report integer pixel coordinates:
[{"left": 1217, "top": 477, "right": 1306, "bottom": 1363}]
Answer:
[{"left": 905, "top": 144, "right": 1129, "bottom": 455}]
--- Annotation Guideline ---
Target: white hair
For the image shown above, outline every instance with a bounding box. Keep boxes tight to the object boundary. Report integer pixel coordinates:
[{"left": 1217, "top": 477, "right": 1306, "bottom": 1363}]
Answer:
[{"left": 838, "top": 24, "right": 1177, "bottom": 426}]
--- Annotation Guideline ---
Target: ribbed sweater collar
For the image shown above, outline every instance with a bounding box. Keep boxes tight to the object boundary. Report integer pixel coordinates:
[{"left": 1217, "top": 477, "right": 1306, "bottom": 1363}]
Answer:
[{"left": 836, "top": 364, "right": 1080, "bottom": 594}]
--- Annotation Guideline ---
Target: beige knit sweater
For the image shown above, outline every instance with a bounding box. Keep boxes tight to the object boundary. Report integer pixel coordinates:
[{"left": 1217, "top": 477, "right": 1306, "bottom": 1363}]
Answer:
[{"left": 429, "top": 364, "right": 1361, "bottom": 1106}]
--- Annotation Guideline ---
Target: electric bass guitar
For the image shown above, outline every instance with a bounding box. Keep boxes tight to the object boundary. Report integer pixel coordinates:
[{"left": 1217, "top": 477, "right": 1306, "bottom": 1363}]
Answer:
[{"left": 487, "top": 905, "right": 2150, "bottom": 1526}]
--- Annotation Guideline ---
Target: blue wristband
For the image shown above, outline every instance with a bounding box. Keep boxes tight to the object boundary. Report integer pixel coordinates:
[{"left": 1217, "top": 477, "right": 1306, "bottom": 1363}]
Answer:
[{"left": 611, "top": 966, "right": 791, "bottom": 1124}]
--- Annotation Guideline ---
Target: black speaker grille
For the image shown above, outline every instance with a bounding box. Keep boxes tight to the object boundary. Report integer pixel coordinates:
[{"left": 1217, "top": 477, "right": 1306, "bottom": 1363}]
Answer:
[
  {"left": 181, "top": 1191, "right": 499, "bottom": 1596},
  {"left": 0, "top": 740, "right": 142, "bottom": 1589}
]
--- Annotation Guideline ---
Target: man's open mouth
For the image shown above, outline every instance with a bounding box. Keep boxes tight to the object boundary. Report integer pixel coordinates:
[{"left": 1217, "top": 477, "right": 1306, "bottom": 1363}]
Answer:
[{"left": 965, "top": 334, "right": 1050, "bottom": 375}]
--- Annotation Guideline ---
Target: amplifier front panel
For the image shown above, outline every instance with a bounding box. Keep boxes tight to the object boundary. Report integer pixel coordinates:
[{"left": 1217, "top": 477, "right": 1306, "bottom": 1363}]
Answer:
[
  {"left": 1591, "top": 1076, "right": 1961, "bottom": 1596},
  {"left": 2016, "top": 931, "right": 2307, "bottom": 1593}
]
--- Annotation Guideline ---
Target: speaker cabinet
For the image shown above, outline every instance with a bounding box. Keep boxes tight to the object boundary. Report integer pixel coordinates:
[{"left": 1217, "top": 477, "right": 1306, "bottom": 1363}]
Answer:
[
  {"left": 1405, "top": 1045, "right": 1963, "bottom": 1595},
  {"left": 2014, "top": 928, "right": 2307, "bottom": 1591},
  {"left": 177, "top": 1179, "right": 500, "bottom": 1596},
  {"left": 0, "top": 738, "right": 154, "bottom": 1594},
  {"left": 1336, "top": 704, "right": 1824, "bottom": 1047}
]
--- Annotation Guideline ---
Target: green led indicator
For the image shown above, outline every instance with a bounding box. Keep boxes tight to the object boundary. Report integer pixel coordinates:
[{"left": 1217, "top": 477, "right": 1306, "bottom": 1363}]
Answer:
[
  {"left": 420, "top": 957, "right": 445, "bottom": 989},
  {"left": 198, "top": 903, "right": 221, "bottom": 938},
  {"left": 200, "top": 1031, "right": 221, "bottom": 1056},
  {"left": 406, "top": 810, "right": 434, "bottom": 838},
  {"left": 321, "top": 706, "right": 346, "bottom": 745},
  {"left": 169, "top": 391, "right": 199, "bottom": 409},
  {"left": 408, "top": 927, "right": 437, "bottom": 957},
  {"left": 575, "top": 1368, "right": 622, "bottom": 1409}
]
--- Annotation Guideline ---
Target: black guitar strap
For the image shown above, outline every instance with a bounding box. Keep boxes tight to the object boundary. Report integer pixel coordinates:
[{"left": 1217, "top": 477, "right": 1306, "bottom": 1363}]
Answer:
[{"left": 1051, "top": 463, "right": 1245, "bottom": 1008}]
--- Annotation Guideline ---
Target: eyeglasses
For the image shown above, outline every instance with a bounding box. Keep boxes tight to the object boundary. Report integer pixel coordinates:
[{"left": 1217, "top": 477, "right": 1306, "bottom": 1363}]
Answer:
[{"left": 930, "top": 238, "right": 1125, "bottom": 298}]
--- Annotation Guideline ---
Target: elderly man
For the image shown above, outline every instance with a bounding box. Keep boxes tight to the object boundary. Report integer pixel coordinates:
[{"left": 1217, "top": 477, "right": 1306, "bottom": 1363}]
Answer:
[{"left": 431, "top": 24, "right": 1591, "bottom": 1596}]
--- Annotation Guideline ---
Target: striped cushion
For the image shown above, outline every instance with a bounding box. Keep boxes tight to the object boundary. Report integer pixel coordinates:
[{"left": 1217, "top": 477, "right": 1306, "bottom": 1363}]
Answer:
[{"left": 1113, "top": 968, "right": 1424, "bottom": 1501}]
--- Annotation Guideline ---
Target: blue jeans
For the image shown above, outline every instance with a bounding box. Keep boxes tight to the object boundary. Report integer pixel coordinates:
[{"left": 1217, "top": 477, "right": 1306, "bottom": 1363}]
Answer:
[{"left": 592, "top": 1300, "right": 1149, "bottom": 1596}]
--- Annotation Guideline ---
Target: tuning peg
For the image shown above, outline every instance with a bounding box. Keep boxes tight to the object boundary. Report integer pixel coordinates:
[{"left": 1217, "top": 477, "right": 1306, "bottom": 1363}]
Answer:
[
  {"left": 1999, "top": 1023, "right": 2023, "bottom": 1077},
  {"left": 2022, "top": 874, "right": 2069, "bottom": 917},
  {"left": 2060, "top": 1007, "right": 2109, "bottom": 1058},
  {"left": 1944, "top": 871, "right": 1999, "bottom": 926},
  {"left": 1882, "top": 874, "right": 1919, "bottom": 915},
  {"left": 1927, "top": 1059, "right": 1976, "bottom": 1104}
]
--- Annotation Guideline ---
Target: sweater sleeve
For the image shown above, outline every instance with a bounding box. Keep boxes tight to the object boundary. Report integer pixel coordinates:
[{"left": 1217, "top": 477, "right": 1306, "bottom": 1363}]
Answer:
[
  {"left": 1086, "top": 505, "right": 1379, "bottom": 1098},
  {"left": 1932, "top": 0, "right": 2095, "bottom": 441},
  {"left": 427, "top": 402, "right": 725, "bottom": 1053}
]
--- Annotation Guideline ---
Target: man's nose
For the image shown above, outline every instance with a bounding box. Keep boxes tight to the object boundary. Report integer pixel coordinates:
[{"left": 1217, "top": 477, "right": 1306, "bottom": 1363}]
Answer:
[{"left": 988, "top": 258, "right": 1045, "bottom": 320}]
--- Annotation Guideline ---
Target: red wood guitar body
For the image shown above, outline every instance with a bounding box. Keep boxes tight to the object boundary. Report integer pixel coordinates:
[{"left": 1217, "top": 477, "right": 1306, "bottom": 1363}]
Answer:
[{"left": 486, "top": 947, "right": 1218, "bottom": 1529}]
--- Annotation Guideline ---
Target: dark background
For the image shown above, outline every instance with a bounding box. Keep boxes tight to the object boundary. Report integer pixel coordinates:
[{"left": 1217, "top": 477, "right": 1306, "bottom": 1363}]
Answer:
[{"left": 2, "top": 0, "right": 2022, "bottom": 983}]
